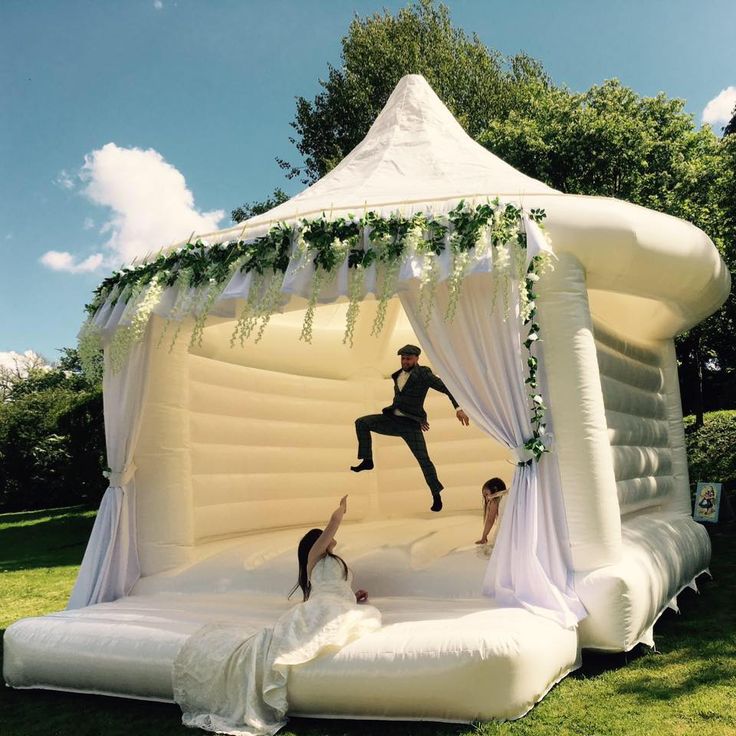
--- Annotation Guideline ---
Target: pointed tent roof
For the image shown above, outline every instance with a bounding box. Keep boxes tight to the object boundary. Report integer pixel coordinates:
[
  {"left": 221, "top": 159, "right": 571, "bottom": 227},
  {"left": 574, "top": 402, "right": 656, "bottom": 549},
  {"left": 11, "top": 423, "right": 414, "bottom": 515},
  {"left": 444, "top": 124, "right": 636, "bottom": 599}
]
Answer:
[
  {"left": 248, "top": 74, "right": 555, "bottom": 226},
  {"left": 202, "top": 75, "right": 728, "bottom": 339}
]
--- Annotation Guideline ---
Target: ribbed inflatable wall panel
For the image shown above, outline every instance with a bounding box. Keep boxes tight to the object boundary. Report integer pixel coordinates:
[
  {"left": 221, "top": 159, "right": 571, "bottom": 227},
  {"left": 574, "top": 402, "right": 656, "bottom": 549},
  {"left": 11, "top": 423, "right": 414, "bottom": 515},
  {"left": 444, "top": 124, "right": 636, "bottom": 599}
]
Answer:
[{"left": 593, "top": 324, "right": 673, "bottom": 515}]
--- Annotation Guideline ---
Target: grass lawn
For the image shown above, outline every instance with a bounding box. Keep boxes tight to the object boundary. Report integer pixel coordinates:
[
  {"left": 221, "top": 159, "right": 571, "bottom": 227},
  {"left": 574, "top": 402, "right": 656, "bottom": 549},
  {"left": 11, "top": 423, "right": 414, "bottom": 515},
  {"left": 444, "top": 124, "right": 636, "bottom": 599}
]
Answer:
[{"left": 1, "top": 507, "right": 735, "bottom": 736}]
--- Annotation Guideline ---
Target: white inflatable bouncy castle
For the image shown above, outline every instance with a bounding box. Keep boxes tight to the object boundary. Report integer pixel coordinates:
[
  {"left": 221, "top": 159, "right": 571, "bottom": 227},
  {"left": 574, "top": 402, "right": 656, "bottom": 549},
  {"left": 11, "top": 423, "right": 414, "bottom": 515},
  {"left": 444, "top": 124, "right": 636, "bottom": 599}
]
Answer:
[{"left": 4, "top": 76, "right": 731, "bottom": 723}]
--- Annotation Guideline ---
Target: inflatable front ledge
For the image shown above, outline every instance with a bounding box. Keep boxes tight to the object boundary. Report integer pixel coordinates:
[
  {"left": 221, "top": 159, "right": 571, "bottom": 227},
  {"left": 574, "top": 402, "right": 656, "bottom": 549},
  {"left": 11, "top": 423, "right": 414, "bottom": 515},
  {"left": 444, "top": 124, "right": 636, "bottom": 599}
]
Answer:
[{"left": 1, "top": 511, "right": 710, "bottom": 720}]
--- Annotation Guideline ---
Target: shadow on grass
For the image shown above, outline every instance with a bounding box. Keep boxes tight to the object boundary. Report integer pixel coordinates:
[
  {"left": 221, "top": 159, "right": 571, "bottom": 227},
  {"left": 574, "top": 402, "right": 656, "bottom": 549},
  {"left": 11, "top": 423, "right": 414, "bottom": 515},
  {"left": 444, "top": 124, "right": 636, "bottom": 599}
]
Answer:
[
  {"left": 0, "top": 505, "right": 90, "bottom": 525},
  {"left": 283, "top": 718, "right": 469, "bottom": 736},
  {"left": 0, "top": 507, "right": 96, "bottom": 572},
  {"left": 573, "top": 644, "right": 650, "bottom": 680},
  {"left": 571, "top": 523, "right": 736, "bottom": 711}
]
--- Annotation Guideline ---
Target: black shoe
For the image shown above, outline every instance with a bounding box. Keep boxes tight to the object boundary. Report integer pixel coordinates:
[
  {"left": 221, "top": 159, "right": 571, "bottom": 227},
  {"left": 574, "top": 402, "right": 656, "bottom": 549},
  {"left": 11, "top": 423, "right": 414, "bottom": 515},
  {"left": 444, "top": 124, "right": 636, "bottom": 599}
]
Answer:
[
  {"left": 350, "top": 459, "right": 374, "bottom": 473},
  {"left": 430, "top": 491, "right": 443, "bottom": 512}
]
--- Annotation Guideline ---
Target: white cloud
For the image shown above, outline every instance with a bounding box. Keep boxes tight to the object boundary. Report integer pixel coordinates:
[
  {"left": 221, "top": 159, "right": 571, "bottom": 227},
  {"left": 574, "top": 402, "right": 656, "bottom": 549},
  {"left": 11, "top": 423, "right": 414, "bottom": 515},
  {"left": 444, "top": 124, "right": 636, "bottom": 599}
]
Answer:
[
  {"left": 83, "top": 217, "right": 95, "bottom": 230},
  {"left": 54, "top": 169, "right": 76, "bottom": 190},
  {"left": 0, "top": 350, "right": 49, "bottom": 374},
  {"left": 40, "top": 250, "right": 104, "bottom": 274},
  {"left": 154, "top": 0, "right": 163, "bottom": 8},
  {"left": 80, "top": 143, "right": 225, "bottom": 263},
  {"left": 40, "top": 143, "right": 224, "bottom": 274},
  {"left": 702, "top": 86, "right": 736, "bottom": 129}
]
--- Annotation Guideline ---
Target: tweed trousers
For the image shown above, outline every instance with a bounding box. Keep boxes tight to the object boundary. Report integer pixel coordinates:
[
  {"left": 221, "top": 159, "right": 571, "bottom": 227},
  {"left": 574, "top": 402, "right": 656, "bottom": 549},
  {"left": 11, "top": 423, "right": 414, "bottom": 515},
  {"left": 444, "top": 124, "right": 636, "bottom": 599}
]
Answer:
[{"left": 354, "top": 413, "right": 443, "bottom": 493}]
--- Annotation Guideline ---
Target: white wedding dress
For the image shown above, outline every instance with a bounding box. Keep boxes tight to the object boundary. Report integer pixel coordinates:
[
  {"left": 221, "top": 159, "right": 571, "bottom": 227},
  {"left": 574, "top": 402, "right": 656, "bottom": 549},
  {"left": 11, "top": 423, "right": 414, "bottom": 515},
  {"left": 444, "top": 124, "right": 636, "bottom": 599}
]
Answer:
[{"left": 173, "top": 555, "right": 382, "bottom": 735}]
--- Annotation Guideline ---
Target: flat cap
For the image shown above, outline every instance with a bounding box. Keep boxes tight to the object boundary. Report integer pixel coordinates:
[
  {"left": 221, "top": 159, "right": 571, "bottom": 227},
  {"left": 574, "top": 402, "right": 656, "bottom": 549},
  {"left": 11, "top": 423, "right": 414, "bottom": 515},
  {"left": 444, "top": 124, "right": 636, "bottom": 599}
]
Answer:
[{"left": 397, "top": 344, "right": 421, "bottom": 356}]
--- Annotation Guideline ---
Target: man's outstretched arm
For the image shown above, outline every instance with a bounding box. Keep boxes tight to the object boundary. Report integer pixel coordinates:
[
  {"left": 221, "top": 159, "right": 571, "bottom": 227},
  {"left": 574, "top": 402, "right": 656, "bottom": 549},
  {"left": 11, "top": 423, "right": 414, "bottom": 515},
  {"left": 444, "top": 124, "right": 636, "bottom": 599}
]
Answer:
[{"left": 426, "top": 369, "right": 470, "bottom": 426}]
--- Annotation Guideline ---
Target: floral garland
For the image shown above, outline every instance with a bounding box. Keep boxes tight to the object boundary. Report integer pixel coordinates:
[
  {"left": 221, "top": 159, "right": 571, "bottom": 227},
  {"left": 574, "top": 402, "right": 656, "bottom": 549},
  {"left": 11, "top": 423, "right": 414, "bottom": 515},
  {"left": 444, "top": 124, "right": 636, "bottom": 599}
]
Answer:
[
  {"left": 520, "top": 253, "right": 551, "bottom": 463},
  {"left": 80, "top": 200, "right": 551, "bottom": 460}
]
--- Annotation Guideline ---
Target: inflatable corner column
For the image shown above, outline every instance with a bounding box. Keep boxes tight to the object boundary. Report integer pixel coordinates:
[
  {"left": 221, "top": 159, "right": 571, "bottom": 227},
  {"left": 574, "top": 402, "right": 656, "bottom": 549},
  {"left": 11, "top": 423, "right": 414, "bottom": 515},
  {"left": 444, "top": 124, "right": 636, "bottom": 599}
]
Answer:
[
  {"left": 659, "top": 339, "right": 694, "bottom": 516},
  {"left": 537, "top": 253, "right": 622, "bottom": 571},
  {"left": 134, "top": 315, "right": 196, "bottom": 576}
]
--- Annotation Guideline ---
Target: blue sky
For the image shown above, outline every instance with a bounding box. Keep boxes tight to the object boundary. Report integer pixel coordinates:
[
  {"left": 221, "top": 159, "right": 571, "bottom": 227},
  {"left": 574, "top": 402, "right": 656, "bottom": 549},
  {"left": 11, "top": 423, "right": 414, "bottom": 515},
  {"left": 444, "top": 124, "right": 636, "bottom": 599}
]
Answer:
[{"left": 1, "top": 0, "right": 734, "bottom": 364}]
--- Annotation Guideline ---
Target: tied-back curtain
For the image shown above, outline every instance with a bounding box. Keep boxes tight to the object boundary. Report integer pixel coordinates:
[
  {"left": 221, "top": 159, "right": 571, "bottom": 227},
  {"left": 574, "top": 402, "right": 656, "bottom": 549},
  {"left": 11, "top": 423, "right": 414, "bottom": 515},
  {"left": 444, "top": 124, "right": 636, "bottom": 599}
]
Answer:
[
  {"left": 67, "top": 324, "right": 154, "bottom": 609},
  {"left": 399, "top": 273, "right": 586, "bottom": 629}
]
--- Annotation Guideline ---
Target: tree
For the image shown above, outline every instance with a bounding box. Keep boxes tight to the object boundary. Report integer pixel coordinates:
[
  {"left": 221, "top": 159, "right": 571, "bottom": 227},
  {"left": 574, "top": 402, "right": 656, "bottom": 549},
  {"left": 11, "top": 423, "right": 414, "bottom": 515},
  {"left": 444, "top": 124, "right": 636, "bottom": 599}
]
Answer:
[
  {"left": 233, "top": 0, "right": 735, "bottom": 419},
  {"left": 0, "top": 351, "right": 49, "bottom": 401},
  {"left": 479, "top": 79, "right": 735, "bottom": 423},
  {"left": 231, "top": 187, "right": 290, "bottom": 224},
  {"left": 0, "top": 348, "right": 105, "bottom": 512},
  {"left": 275, "top": 0, "right": 550, "bottom": 185},
  {"left": 724, "top": 104, "right": 736, "bottom": 137}
]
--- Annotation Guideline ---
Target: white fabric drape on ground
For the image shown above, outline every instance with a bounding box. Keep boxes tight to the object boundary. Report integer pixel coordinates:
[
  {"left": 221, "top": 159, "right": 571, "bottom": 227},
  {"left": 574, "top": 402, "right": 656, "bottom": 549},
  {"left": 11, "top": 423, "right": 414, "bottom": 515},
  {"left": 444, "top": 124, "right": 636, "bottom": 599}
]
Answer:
[
  {"left": 67, "top": 326, "right": 153, "bottom": 609},
  {"left": 399, "top": 273, "right": 586, "bottom": 629}
]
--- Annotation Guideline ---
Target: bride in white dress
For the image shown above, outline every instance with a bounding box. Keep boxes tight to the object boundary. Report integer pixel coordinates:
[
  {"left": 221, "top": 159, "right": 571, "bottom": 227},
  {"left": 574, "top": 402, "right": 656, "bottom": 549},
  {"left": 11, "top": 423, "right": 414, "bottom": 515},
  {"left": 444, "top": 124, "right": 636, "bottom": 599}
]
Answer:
[{"left": 173, "top": 495, "right": 381, "bottom": 735}]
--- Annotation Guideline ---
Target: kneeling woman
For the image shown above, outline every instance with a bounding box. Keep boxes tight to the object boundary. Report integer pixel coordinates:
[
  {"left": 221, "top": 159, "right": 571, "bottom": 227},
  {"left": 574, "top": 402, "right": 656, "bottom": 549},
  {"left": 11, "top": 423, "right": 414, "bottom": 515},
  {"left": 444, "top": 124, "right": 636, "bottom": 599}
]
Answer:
[{"left": 173, "top": 495, "right": 381, "bottom": 736}]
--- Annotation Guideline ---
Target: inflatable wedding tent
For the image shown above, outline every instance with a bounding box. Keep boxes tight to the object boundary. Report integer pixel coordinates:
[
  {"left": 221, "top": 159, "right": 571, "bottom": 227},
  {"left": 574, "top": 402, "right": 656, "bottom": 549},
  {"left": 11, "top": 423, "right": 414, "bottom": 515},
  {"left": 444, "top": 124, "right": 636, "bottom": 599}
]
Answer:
[{"left": 4, "top": 75, "right": 731, "bottom": 723}]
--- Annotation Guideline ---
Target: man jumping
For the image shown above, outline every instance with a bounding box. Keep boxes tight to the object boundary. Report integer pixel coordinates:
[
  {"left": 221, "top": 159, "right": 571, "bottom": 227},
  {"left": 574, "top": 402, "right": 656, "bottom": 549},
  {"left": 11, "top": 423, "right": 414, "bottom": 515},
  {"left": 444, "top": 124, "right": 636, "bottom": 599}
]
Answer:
[{"left": 350, "top": 344, "right": 470, "bottom": 512}]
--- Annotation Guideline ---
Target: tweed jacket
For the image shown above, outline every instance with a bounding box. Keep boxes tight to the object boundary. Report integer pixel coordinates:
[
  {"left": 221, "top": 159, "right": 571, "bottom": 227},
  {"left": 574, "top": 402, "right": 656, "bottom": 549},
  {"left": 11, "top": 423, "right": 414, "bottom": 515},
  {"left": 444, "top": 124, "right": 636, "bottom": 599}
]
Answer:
[{"left": 382, "top": 365, "right": 459, "bottom": 425}]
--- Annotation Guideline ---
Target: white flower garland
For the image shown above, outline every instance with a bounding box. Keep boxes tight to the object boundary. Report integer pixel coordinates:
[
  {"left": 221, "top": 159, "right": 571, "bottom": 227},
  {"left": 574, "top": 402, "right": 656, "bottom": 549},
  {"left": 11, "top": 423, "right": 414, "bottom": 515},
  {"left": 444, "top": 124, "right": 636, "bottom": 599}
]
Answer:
[
  {"left": 301, "top": 238, "right": 349, "bottom": 344},
  {"left": 107, "top": 276, "right": 164, "bottom": 373},
  {"left": 77, "top": 318, "right": 104, "bottom": 380},
  {"left": 255, "top": 271, "right": 286, "bottom": 343},
  {"left": 229, "top": 269, "right": 285, "bottom": 347},
  {"left": 343, "top": 265, "right": 365, "bottom": 347},
  {"left": 371, "top": 257, "right": 401, "bottom": 336},
  {"left": 162, "top": 268, "right": 194, "bottom": 352},
  {"left": 80, "top": 202, "right": 552, "bottom": 457},
  {"left": 446, "top": 232, "right": 471, "bottom": 322},
  {"left": 417, "top": 249, "right": 439, "bottom": 329},
  {"left": 231, "top": 270, "right": 264, "bottom": 347},
  {"left": 189, "top": 279, "right": 220, "bottom": 349}
]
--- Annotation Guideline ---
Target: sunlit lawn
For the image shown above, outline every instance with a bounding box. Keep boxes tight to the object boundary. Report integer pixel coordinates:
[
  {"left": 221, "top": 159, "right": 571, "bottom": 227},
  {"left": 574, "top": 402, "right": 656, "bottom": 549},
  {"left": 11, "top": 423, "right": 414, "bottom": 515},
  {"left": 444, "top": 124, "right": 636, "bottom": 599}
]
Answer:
[{"left": 1, "top": 507, "right": 734, "bottom": 736}]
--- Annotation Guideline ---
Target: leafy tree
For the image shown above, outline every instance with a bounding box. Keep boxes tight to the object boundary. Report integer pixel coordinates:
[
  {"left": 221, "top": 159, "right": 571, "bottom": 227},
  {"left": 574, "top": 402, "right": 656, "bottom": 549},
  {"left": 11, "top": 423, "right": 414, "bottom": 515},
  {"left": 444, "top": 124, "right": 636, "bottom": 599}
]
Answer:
[
  {"left": 231, "top": 187, "right": 290, "bottom": 224},
  {"left": 0, "top": 348, "right": 105, "bottom": 512},
  {"left": 274, "top": 0, "right": 549, "bottom": 185},
  {"left": 724, "top": 104, "right": 736, "bottom": 137},
  {"left": 684, "top": 410, "right": 736, "bottom": 492},
  {"left": 0, "top": 351, "right": 49, "bottom": 401},
  {"left": 233, "top": 0, "right": 735, "bottom": 421},
  {"left": 480, "top": 79, "right": 735, "bottom": 423},
  {"left": 482, "top": 80, "right": 722, "bottom": 215}
]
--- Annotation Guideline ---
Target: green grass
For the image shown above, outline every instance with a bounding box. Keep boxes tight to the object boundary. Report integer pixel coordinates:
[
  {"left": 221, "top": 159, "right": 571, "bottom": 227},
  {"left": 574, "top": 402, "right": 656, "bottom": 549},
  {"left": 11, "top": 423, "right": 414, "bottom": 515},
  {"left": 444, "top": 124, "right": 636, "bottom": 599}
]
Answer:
[
  {"left": 1, "top": 508, "right": 735, "bottom": 736},
  {"left": 0, "top": 506, "right": 97, "bottom": 628}
]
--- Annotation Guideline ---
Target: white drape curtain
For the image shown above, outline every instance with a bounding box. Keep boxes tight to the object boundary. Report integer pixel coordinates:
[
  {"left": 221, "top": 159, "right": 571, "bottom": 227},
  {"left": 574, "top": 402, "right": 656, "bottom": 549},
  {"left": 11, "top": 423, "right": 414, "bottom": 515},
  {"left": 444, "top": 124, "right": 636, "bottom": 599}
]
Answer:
[
  {"left": 67, "top": 325, "right": 154, "bottom": 609},
  {"left": 399, "top": 274, "right": 586, "bottom": 629}
]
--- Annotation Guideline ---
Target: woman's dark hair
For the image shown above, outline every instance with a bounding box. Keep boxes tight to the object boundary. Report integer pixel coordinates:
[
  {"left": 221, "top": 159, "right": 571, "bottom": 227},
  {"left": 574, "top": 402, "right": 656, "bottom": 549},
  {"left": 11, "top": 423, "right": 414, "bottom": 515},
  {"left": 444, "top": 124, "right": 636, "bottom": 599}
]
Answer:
[
  {"left": 481, "top": 477, "right": 507, "bottom": 511},
  {"left": 483, "top": 477, "right": 506, "bottom": 493},
  {"left": 289, "top": 528, "right": 349, "bottom": 601}
]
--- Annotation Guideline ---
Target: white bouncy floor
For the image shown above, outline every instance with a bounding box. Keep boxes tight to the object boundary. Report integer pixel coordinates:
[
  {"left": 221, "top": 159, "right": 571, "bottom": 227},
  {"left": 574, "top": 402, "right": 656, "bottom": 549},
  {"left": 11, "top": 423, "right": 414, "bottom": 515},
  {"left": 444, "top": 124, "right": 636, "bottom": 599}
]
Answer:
[{"left": 4, "top": 513, "right": 581, "bottom": 722}]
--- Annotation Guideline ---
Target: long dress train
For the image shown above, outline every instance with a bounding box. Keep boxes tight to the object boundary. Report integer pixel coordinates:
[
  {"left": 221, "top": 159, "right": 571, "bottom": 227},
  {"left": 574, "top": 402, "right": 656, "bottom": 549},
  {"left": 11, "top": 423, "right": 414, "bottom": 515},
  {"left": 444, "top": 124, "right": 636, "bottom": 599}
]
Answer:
[{"left": 172, "top": 555, "right": 381, "bottom": 735}]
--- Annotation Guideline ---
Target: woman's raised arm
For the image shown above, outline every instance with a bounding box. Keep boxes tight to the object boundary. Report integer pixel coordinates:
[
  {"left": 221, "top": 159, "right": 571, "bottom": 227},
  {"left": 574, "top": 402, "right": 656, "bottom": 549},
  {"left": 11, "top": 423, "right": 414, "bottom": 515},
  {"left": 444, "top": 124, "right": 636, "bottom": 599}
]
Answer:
[{"left": 307, "top": 495, "right": 347, "bottom": 571}]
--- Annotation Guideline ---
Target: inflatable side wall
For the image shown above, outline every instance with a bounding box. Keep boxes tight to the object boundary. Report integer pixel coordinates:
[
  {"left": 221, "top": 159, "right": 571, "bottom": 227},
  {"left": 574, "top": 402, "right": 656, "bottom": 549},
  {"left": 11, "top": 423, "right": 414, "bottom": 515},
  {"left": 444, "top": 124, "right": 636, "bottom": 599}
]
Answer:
[{"left": 539, "top": 254, "right": 710, "bottom": 650}]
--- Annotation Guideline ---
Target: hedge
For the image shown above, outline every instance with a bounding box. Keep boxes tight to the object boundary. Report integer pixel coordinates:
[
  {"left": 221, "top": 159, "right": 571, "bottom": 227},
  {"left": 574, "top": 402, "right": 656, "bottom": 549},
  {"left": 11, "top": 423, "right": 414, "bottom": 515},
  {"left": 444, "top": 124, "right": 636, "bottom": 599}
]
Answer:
[{"left": 684, "top": 410, "right": 736, "bottom": 494}]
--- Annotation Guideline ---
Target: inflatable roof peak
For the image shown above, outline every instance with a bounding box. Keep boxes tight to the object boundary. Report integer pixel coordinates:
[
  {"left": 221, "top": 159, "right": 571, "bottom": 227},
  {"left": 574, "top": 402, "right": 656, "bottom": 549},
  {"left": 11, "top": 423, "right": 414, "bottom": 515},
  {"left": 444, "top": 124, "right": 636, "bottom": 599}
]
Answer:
[
  {"left": 249, "top": 74, "right": 556, "bottom": 225},
  {"left": 182, "top": 76, "right": 729, "bottom": 340}
]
